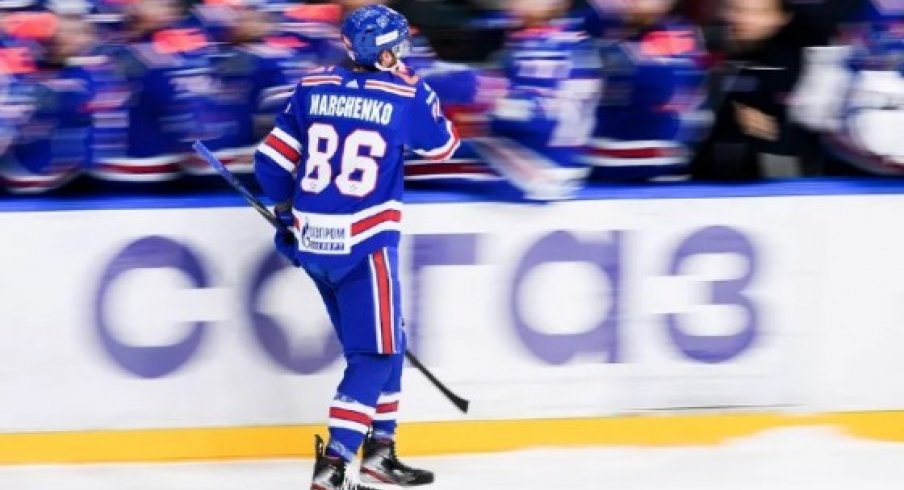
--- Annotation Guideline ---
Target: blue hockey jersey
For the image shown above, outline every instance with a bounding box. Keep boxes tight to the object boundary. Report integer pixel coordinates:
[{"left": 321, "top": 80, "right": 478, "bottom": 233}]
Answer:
[
  {"left": 399, "top": 29, "right": 504, "bottom": 184},
  {"left": 582, "top": 10, "right": 709, "bottom": 180},
  {"left": 277, "top": 3, "right": 346, "bottom": 66},
  {"left": 0, "top": 41, "right": 99, "bottom": 193},
  {"left": 189, "top": 42, "right": 303, "bottom": 175},
  {"left": 254, "top": 66, "right": 459, "bottom": 265},
  {"left": 184, "top": 2, "right": 320, "bottom": 175},
  {"left": 91, "top": 28, "right": 215, "bottom": 182},
  {"left": 469, "top": 21, "right": 602, "bottom": 200}
]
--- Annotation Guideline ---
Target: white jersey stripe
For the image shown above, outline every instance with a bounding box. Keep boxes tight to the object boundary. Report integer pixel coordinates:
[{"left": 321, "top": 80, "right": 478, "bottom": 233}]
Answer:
[
  {"left": 364, "top": 81, "right": 416, "bottom": 98},
  {"left": 302, "top": 76, "right": 342, "bottom": 87},
  {"left": 365, "top": 80, "right": 416, "bottom": 93},
  {"left": 378, "top": 392, "right": 401, "bottom": 404},
  {"left": 412, "top": 120, "right": 459, "bottom": 160},
  {"left": 271, "top": 127, "right": 302, "bottom": 151}
]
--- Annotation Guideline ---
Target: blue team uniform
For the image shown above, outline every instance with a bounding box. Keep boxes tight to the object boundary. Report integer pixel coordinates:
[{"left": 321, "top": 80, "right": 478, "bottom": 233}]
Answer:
[
  {"left": 258, "top": 6, "right": 451, "bottom": 484},
  {"left": 255, "top": 64, "right": 458, "bottom": 339},
  {"left": 469, "top": 21, "right": 602, "bottom": 200},
  {"left": 582, "top": 10, "right": 709, "bottom": 180},
  {"left": 401, "top": 30, "right": 503, "bottom": 184},
  {"left": 190, "top": 41, "right": 302, "bottom": 175},
  {"left": 254, "top": 63, "right": 458, "bottom": 464},
  {"left": 188, "top": 2, "right": 314, "bottom": 176},
  {"left": 271, "top": 3, "right": 491, "bottom": 185},
  {"left": 0, "top": 37, "right": 99, "bottom": 193},
  {"left": 276, "top": 2, "right": 347, "bottom": 66},
  {"left": 91, "top": 28, "right": 214, "bottom": 182}
]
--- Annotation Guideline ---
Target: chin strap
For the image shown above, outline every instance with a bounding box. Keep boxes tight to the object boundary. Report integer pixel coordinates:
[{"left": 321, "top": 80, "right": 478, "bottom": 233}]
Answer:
[
  {"left": 374, "top": 55, "right": 405, "bottom": 73},
  {"left": 373, "top": 42, "right": 410, "bottom": 72},
  {"left": 374, "top": 61, "right": 398, "bottom": 72}
]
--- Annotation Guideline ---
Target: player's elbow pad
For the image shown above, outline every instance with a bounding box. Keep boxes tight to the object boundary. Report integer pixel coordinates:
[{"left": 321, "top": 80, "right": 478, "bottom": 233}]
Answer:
[{"left": 254, "top": 153, "right": 295, "bottom": 203}]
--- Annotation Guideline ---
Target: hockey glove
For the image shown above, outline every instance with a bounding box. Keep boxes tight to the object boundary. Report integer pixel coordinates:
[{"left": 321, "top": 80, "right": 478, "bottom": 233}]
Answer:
[{"left": 274, "top": 205, "right": 299, "bottom": 267}]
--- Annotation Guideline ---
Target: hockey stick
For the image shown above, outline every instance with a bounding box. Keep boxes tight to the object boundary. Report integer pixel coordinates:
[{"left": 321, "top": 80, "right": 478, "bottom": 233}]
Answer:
[
  {"left": 400, "top": 350, "right": 470, "bottom": 413},
  {"left": 192, "top": 141, "right": 471, "bottom": 413}
]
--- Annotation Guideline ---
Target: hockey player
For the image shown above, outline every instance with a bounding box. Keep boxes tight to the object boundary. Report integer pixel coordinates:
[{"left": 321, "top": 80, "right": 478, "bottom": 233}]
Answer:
[
  {"left": 253, "top": 5, "right": 458, "bottom": 489},
  {"left": 399, "top": 25, "right": 504, "bottom": 185},
  {"left": 90, "top": 0, "right": 214, "bottom": 183},
  {"left": 582, "top": 0, "right": 709, "bottom": 180},
  {"left": 186, "top": 0, "right": 310, "bottom": 177},
  {"left": 277, "top": 0, "right": 498, "bottom": 184},
  {"left": 791, "top": 0, "right": 904, "bottom": 174},
  {"left": 467, "top": 0, "right": 602, "bottom": 200},
  {"left": 0, "top": 12, "right": 100, "bottom": 193},
  {"left": 277, "top": 2, "right": 346, "bottom": 66}
]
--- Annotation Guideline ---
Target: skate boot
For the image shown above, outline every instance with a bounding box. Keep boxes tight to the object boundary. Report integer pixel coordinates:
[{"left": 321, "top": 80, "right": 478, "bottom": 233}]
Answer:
[
  {"left": 310, "top": 435, "right": 380, "bottom": 490},
  {"left": 360, "top": 434, "right": 434, "bottom": 486}
]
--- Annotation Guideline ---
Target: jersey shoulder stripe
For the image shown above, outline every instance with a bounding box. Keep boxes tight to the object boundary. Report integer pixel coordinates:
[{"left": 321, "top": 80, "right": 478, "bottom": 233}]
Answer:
[
  {"left": 301, "top": 75, "right": 343, "bottom": 87},
  {"left": 364, "top": 79, "right": 416, "bottom": 97}
]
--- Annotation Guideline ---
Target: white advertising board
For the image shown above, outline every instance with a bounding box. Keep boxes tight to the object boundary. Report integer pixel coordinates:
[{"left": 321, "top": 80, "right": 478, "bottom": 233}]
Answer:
[{"left": 0, "top": 194, "right": 902, "bottom": 432}]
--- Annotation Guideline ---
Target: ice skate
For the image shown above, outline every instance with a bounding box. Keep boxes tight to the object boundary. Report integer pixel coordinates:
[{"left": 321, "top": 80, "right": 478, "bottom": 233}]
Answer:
[
  {"left": 311, "top": 435, "right": 380, "bottom": 490},
  {"left": 360, "top": 434, "right": 434, "bottom": 486}
]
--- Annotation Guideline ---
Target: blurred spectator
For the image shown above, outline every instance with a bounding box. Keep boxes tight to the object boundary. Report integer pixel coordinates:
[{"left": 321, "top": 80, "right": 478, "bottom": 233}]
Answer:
[
  {"left": 582, "top": 0, "right": 710, "bottom": 181},
  {"left": 690, "top": 0, "right": 821, "bottom": 180}
]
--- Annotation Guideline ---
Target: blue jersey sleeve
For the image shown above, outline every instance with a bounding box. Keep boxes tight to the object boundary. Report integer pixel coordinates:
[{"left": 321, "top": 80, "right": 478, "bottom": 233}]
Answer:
[
  {"left": 254, "top": 86, "right": 305, "bottom": 203},
  {"left": 253, "top": 47, "right": 295, "bottom": 116},
  {"left": 405, "top": 81, "right": 460, "bottom": 162}
]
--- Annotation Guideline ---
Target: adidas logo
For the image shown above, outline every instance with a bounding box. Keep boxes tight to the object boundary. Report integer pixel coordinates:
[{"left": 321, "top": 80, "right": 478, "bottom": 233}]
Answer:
[{"left": 346, "top": 80, "right": 359, "bottom": 88}]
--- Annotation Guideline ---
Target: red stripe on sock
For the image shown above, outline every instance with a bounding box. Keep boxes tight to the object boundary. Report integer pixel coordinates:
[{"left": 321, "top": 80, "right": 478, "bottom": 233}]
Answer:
[
  {"left": 376, "top": 401, "right": 399, "bottom": 413},
  {"left": 329, "top": 407, "right": 372, "bottom": 426}
]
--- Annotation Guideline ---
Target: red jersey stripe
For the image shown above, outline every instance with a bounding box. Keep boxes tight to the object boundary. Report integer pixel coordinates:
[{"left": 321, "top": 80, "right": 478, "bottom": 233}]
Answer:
[
  {"left": 587, "top": 146, "right": 683, "bottom": 159},
  {"left": 351, "top": 209, "right": 401, "bottom": 236},
  {"left": 372, "top": 251, "right": 395, "bottom": 354},
  {"left": 425, "top": 134, "right": 460, "bottom": 162},
  {"left": 265, "top": 134, "right": 300, "bottom": 163},
  {"left": 98, "top": 162, "right": 180, "bottom": 175}
]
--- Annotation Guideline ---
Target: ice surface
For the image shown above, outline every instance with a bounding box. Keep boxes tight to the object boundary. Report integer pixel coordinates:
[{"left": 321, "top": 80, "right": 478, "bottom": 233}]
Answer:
[{"left": 2, "top": 427, "right": 903, "bottom": 489}]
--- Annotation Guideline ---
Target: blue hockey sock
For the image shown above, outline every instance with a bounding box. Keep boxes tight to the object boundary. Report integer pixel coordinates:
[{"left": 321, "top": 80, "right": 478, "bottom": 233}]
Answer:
[
  {"left": 326, "top": 352, "right": 395, "bottom": 461},
  {"left": 371, "top": 352, "right": 404, "bottom": 440}
]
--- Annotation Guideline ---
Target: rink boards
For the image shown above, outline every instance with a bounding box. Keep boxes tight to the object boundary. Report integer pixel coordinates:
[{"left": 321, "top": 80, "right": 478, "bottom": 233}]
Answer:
[{"left": 3, "top": 180, "right": 904, "bottom": 462}]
